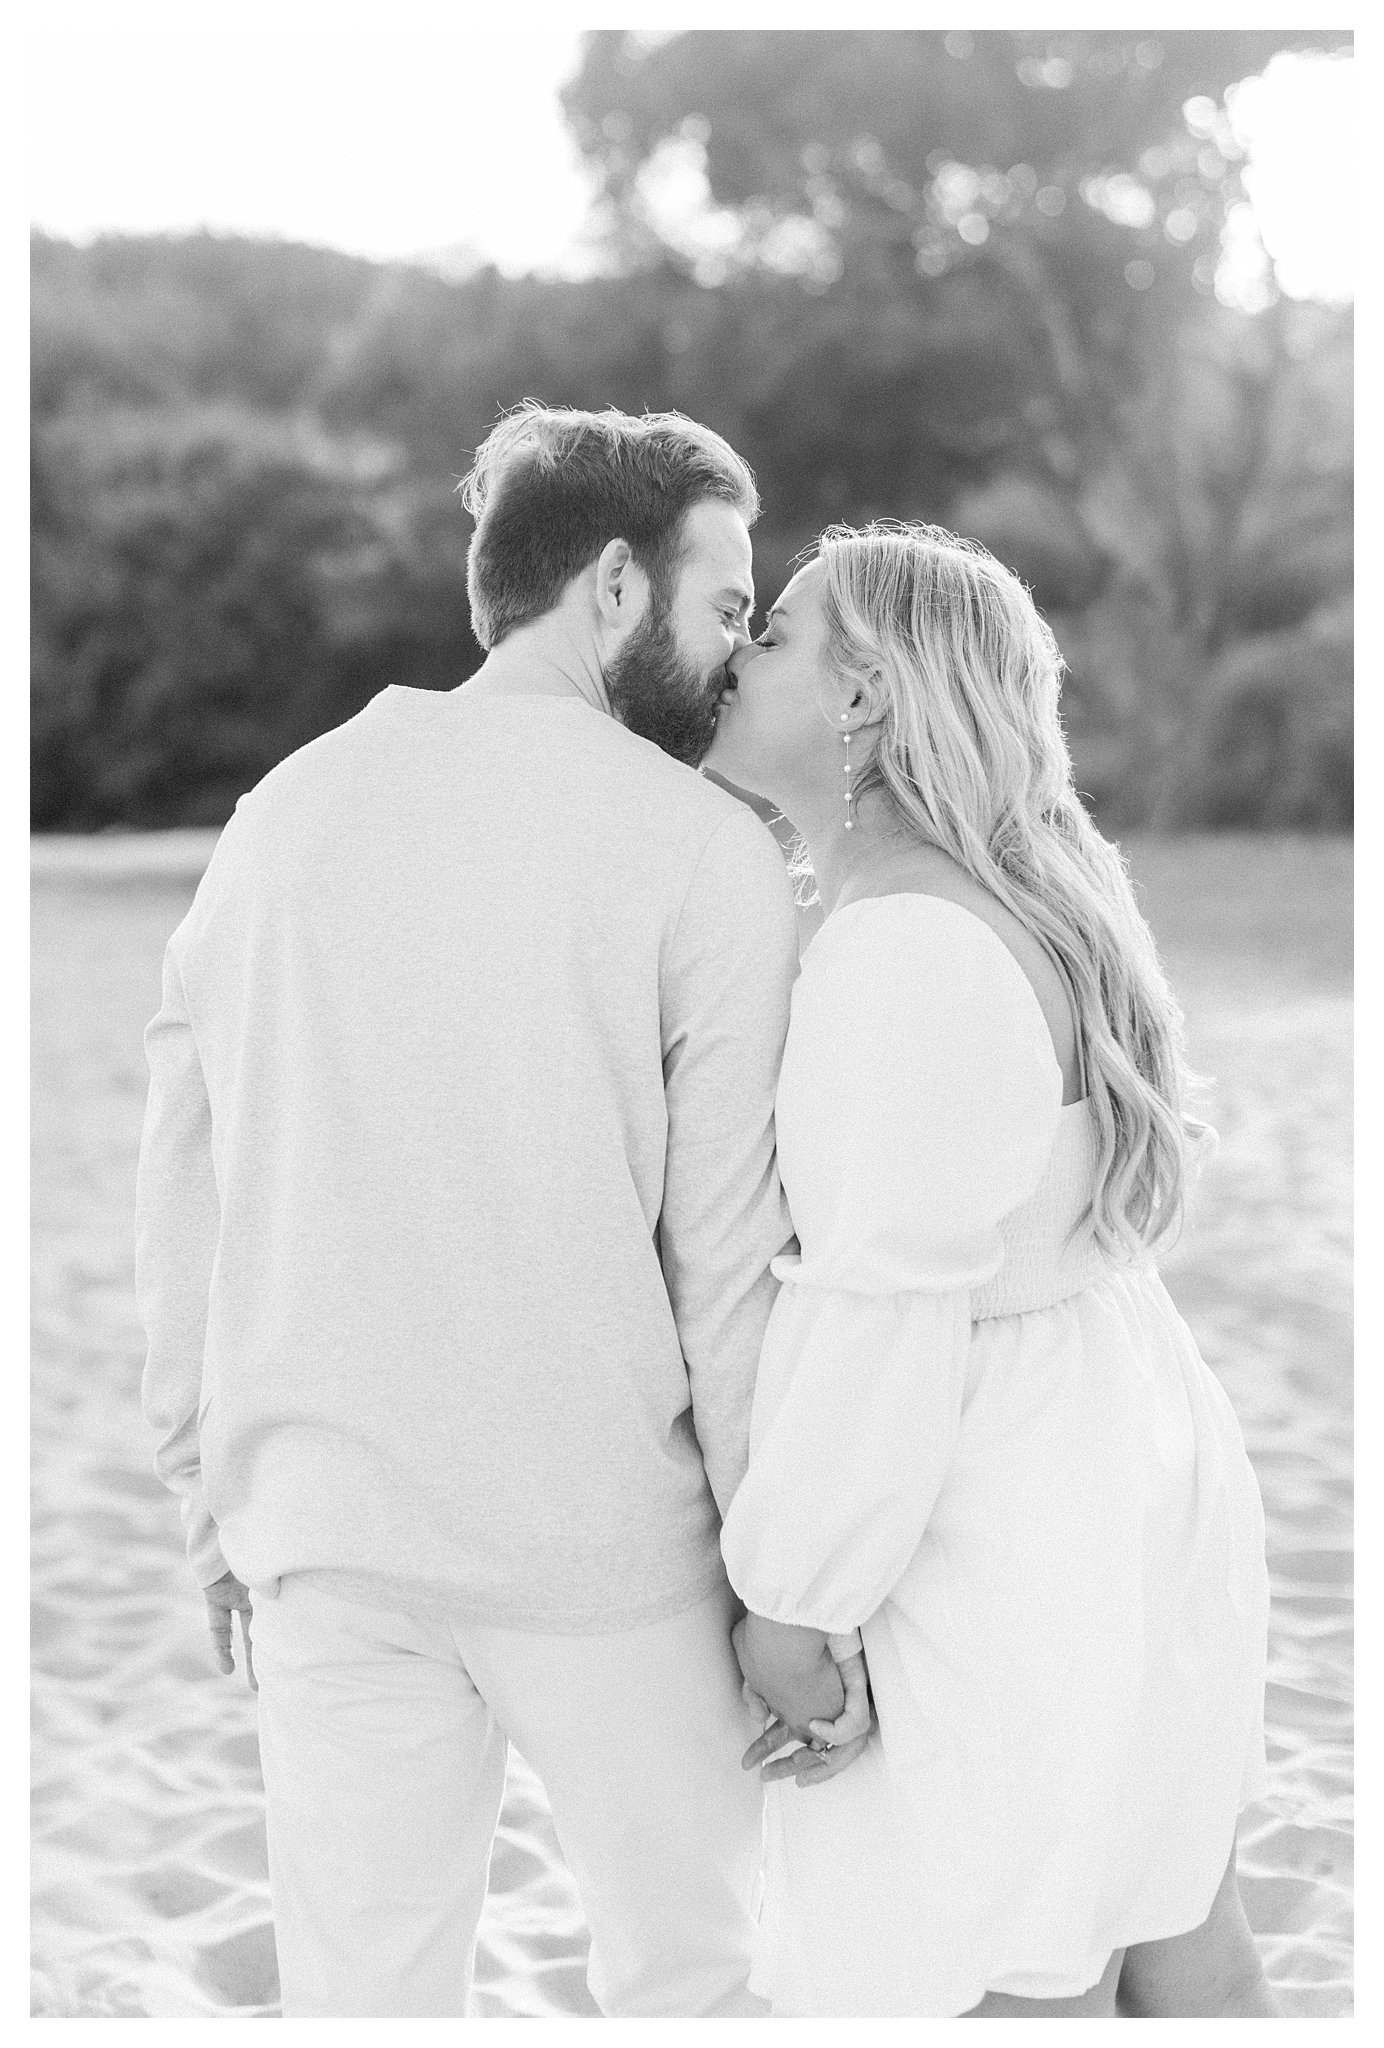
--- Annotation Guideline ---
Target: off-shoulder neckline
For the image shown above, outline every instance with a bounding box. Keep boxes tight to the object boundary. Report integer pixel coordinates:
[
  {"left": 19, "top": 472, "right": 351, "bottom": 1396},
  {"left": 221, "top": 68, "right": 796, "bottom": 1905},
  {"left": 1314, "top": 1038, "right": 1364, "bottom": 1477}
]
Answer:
[{"left": 805, "top": 891, "right": 1087, "bottom": 1110}]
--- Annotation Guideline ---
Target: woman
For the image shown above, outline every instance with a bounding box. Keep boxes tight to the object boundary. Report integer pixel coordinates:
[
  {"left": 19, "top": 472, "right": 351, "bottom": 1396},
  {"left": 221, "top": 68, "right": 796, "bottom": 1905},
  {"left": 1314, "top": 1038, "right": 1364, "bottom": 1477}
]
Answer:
[{"left": 703, "top": 523, "right": 1276, "bottom": 2017}]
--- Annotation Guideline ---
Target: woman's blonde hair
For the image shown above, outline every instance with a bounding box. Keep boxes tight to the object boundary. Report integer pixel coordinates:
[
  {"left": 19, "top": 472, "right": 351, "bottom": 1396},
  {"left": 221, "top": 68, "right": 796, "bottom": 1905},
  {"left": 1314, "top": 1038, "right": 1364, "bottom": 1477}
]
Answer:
[{"left": 813, "top": 520, "right": 1208, "bottom": 1259}]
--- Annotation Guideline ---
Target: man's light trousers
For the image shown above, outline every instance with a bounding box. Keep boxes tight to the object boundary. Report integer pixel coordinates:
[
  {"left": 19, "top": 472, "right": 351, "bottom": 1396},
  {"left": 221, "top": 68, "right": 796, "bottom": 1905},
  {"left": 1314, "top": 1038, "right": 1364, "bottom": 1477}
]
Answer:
[{"left": 249, "top": 1571, "right": 767, "bottom": 2017}]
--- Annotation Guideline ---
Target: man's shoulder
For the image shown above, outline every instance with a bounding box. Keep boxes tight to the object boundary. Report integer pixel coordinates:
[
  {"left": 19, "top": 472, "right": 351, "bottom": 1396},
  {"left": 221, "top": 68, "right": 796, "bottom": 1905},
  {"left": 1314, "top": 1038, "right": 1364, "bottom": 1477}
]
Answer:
[
  {"left": 246, "top": 704, "right": 375, "bottom": 799},
  {"left": 205, "top": 700, "right": 789, "bottom": 919},
  {"left": 214, "top": 702, "right": 386, "bottom": 846},
  {"left": 580, "top": 720, "right": 785, "bottom": 866},
  {"left": 593, "top": 718, "right": 741, "bottom": 816},
  {"left": 179, "top": 710, "right": 377, "bottom": 897}
]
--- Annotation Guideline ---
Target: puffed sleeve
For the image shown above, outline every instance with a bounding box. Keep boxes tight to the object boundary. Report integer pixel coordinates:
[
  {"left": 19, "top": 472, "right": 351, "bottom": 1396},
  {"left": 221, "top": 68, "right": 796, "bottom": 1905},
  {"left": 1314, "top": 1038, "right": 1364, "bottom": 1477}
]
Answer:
[{"left": 719, "top": 895, "right": 1064, "bottom": 1633}]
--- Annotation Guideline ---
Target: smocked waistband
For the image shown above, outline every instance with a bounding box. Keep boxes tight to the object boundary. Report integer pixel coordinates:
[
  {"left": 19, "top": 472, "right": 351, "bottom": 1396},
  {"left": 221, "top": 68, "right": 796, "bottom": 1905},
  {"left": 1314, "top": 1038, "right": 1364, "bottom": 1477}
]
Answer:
[{"left": 970, "top": 1238, "right": 1114, "bottom": 1321}]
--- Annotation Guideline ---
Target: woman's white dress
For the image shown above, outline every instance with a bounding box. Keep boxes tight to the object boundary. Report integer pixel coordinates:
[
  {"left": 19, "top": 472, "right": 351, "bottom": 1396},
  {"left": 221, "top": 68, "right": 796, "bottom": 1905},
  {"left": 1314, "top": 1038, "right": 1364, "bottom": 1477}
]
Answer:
[{"left": 719, "top": 895, "right": 1269, "bottom": 2017}]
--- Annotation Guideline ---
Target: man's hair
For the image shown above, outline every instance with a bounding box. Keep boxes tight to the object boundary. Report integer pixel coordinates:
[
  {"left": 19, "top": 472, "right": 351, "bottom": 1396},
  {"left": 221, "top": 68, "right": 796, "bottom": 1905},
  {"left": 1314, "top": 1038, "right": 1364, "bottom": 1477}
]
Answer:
[{"left": 459, "top": 403, "right": 760, "bottom": 649}]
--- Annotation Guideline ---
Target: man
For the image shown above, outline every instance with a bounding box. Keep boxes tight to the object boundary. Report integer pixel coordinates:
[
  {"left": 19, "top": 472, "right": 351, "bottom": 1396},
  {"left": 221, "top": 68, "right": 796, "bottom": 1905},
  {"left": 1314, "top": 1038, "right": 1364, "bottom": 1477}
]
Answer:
[{"left": 135, "top": 405, "right": 820, "bottom": 2017}]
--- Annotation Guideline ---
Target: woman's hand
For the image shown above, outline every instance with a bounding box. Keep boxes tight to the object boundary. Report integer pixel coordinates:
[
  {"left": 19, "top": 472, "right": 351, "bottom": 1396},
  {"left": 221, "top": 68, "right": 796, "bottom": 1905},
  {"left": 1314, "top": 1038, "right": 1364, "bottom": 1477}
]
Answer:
[{"left": 807, "top": 1648, "right": 871, "bottom": 1750}]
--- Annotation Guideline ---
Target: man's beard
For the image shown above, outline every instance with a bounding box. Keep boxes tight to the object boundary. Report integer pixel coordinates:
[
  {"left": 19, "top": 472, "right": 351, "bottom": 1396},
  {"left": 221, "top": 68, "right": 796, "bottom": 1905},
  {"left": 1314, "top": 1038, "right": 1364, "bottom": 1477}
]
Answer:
[{"left": 604, "top": 600, "right": 725, "bottom": 767}]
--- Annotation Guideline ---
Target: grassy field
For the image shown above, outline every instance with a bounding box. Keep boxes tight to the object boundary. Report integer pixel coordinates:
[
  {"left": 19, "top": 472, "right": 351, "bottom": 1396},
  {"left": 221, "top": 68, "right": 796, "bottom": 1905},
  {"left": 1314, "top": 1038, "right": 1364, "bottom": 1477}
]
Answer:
[{"left": 30, "top": 831, "right": 1352, "bottom": 2017}]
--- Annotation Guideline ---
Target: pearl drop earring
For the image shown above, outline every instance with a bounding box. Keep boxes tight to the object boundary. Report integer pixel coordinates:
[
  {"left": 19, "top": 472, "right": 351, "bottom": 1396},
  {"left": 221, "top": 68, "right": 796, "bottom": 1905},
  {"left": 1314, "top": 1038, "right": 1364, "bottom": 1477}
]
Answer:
[{"left": 841, "top": 721, "right": 854, "bottom": 830}]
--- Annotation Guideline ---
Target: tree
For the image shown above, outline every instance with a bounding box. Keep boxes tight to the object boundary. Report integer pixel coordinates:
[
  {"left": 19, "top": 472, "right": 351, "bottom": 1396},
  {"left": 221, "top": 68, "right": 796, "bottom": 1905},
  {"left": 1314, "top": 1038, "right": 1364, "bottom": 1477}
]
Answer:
[
  {"left": 30, "top": 229, "right": 381, "bottom": 420},
  {"left": 560, "top": 32, "right": 1353, "bottom": 829},
  {"left": 1063, "top": 299, "right": 1353, "bottom": 825},
  {"left": 31, "top": 404, "right": 473, "bottom": 829},
  {"left": 563, "top": 31, "right": 1350, "bottom": 472}
]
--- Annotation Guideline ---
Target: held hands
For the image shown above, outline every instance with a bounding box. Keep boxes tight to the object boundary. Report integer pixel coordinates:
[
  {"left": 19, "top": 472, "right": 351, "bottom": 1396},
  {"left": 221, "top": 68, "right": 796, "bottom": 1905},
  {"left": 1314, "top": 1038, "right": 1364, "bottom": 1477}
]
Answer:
[
  {"left": 204, "top": 1570, "right": 256, "bottom": 1691},
  {"left": 734, "top": 1610, "right": 844, "bottom": 1728},
  {"left": 796, "top": 1648, "right": 875, "bottom": 1777},
  {"left": 732, "top": 1613, "right": 874, "bottom": 1789}
]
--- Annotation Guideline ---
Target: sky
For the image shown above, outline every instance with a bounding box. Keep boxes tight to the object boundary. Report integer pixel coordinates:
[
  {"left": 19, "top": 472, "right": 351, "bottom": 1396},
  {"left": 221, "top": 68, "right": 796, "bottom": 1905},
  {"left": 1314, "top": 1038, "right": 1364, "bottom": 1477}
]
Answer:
[{"left": 28, "top": 15, "right": 1353, "bottom": 304}]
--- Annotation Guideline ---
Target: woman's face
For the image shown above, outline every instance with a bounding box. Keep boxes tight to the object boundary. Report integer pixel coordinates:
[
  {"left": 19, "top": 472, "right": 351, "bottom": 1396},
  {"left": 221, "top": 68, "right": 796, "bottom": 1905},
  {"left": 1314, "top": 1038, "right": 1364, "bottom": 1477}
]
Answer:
[{"left": 703, "top": 559, "right": 844, "bottom": 810}]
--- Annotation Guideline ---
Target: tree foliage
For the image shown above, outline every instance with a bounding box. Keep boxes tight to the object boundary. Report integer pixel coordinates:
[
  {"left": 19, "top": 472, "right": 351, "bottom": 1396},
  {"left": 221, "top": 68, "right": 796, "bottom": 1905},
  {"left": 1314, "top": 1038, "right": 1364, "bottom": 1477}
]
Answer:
[{"left": 564, "top": 30, "right": 1344, "bottom": 446}]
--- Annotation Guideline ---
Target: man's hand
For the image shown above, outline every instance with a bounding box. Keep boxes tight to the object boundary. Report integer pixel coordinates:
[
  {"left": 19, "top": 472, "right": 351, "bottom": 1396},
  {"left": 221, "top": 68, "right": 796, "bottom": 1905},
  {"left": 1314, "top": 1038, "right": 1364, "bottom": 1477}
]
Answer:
[
  {"left": 733, "top": 1611, "right": 843, "bottom": 1734},
  {"left": 204, "top": 1570, "right": 256, "bottom": 1691},
  {"left": 743, "top": 1689, "right": 876, "bottom": 1789}
]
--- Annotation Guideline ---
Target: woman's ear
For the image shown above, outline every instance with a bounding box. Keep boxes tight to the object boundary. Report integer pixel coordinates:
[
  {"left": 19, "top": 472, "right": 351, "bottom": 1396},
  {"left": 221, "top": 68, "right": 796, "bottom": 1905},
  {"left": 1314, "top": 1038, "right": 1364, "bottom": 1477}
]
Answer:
[
  {"left": 856, "top": 667, "right": 890, "bottom": 729},
  {"left": 824, "top": 670, "right": 888, "bottom": 733},
  {"left": 819, "top": 677, "right": 856, "bottom": 731}
]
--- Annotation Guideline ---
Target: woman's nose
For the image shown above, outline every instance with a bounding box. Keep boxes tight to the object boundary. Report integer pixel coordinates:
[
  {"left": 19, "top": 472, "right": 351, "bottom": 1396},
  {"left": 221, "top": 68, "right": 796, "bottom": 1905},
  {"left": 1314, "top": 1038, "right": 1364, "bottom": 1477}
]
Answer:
[{"left": 729, "top": 641, "right": 761, "bottom": 683}]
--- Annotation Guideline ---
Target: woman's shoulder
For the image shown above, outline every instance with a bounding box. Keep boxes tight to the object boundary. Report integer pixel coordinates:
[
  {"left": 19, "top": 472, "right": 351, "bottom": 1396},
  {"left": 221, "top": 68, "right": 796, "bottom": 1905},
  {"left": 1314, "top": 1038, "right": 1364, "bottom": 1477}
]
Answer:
[
  {"left": 791, "top": 890, "right": 1065, "bottom": 1147},
  {"left": 806, "top": 889, "right": 1025, "bottom": 1001},
  {"left": 802, "top": 890, "right": 1074, "bottom": 1101},
  {"left": 803, "top": 890, "right": 1025, "bottom": 1023},
  {"left": 812, "top": 864, "right": 1079, "bottom": 1097},
  {"left": 832, "top": 853, "right": 1034, "bottom": 963},
  {"left": 808, "top": 870, "right": 1020, "bottom": 979}
]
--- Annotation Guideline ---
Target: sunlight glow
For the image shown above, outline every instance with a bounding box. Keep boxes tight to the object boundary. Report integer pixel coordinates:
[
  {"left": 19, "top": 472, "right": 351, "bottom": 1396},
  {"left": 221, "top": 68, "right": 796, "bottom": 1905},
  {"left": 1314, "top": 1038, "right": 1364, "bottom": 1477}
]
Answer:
[
  {"left": 1228, "top": 51, "right": 1354, "bottom": 304},
  {"left": 28, "top": 22, "right": 599, "bottom": 277}
]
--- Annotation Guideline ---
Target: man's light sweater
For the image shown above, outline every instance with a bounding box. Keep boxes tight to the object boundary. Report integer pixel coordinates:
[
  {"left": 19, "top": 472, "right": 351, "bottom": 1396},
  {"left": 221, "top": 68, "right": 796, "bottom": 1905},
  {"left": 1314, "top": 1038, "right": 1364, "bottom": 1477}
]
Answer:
[{"left": 135, "top": 686, "right": 799, "bottom": 1632}]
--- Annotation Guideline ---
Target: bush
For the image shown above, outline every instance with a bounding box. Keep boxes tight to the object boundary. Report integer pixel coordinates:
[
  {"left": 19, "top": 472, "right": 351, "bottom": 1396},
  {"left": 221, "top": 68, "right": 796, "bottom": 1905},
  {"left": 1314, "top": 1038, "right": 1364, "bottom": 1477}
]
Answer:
[
  {"left": 31, "top": 406, "right": 472, "bottom": 829},
  {"left": 1175, "top": 612, "right": 1353, "bottom": 829}
]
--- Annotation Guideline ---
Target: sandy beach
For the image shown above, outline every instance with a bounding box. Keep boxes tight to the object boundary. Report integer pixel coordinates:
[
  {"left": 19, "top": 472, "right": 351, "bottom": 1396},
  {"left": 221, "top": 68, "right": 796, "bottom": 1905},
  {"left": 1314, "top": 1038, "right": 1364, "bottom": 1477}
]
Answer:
[{"left": 31, "top": 831, "right": 1351, "bottom": 2018}]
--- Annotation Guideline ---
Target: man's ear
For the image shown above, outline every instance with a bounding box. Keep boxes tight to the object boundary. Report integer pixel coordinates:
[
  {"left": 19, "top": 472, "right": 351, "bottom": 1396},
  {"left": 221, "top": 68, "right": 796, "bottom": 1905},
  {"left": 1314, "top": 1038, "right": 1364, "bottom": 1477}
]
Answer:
[{"left": 594, "top": 537, "right": 646, "bottom": 631}]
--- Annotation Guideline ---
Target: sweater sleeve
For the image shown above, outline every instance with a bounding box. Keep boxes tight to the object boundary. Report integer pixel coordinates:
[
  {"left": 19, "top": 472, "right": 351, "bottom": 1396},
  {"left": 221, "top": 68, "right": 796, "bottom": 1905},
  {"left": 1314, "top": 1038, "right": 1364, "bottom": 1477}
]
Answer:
[
  {"left": 135, "top": 939, "right": 230, "bottom": 1588},
  {"left": 658, "top": 807, "right": 801, "bottom": 1520},
  {"left": 719, "top": 896, "right": 1064, "bottom": 1632}
]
